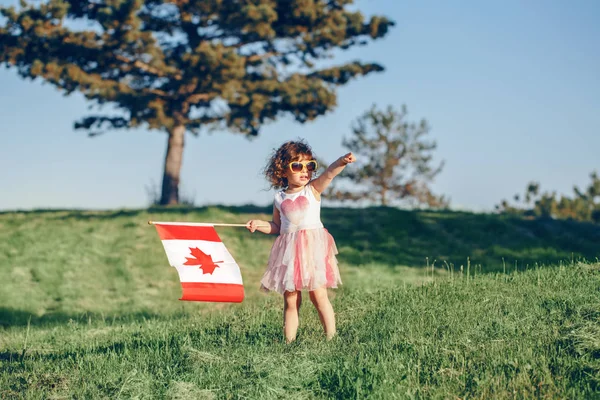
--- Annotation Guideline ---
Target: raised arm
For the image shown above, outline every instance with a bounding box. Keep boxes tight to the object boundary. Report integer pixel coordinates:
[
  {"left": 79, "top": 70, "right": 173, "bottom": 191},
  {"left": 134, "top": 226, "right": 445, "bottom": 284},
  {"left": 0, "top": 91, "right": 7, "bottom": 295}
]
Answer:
[
  {"left": 311, "top": 152, "right": 356, "bottom": 194},
  {"left": 246, "top": 204, "right": 281, "bottom": 234}
]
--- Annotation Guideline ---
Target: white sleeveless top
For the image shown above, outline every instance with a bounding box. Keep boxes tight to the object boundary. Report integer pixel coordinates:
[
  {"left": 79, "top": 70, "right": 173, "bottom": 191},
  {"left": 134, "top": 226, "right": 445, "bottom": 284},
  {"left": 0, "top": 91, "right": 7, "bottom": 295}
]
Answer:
[{"left": 274, "top": 183, "right": 324, "bottom": 234}]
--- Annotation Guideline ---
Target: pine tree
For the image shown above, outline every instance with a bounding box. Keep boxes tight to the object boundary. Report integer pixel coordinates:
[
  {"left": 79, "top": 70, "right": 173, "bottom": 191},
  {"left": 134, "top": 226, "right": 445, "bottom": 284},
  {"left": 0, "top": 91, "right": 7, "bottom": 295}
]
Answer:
[
  {"left": 0, "top": 0, "right": 394, "bottom": 204},
  {"left": 330, "top": 104, "right": 447, "bottom": 207}
]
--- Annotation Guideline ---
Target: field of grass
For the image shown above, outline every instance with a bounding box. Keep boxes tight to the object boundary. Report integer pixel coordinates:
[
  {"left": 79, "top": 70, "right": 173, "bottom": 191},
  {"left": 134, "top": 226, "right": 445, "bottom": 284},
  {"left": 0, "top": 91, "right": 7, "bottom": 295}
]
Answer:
[{"left": 1, "top": 207, "right": 599, "bottom": 398}]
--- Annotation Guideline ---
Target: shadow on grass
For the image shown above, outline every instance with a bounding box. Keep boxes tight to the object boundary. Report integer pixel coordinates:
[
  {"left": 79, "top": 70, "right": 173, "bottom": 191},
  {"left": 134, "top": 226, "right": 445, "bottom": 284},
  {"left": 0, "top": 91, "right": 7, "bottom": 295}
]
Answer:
[
  {"left": 320, "top": 207, "right": 600, "bottom": 271},
  {"left": 0, "top": 333, "right": 183, "bottom": 367},
  {"left": 4, "top": 205, "right": 599, "bottom": 272},
  {"left": 0, "top": 307, "right": 179, "bottom": 328}
]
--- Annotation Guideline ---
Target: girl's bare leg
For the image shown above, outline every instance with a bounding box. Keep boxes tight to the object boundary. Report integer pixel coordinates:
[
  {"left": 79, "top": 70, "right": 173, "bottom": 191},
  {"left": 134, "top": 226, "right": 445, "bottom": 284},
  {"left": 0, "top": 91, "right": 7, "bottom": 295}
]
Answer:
[
  {"left": 283, "top": 290, "right": 302, "bottom": 343},
  {"left": 309, "top": 287, "right": 336, "bottom": 339}
]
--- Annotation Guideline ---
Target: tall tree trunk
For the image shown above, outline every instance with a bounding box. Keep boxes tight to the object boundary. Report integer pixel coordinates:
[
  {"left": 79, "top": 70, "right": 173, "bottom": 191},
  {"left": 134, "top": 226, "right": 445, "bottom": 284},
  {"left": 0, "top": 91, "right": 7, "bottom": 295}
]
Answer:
[
  {"left": 160, "top": 124, "right": 185, "bottom": 205},
  {"left": 380, "top": 183, "right": 388, "bottom": 206},
  {"left": 381, "top": 193, "right": 387, "bottom": 206}
]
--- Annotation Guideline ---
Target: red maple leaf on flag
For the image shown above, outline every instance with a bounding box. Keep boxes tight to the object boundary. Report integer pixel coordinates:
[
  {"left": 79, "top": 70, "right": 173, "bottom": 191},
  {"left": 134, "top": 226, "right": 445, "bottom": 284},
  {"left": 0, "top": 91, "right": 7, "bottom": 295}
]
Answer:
[{"left": 184, "top": 247, "right": 223, "bottom": 275}]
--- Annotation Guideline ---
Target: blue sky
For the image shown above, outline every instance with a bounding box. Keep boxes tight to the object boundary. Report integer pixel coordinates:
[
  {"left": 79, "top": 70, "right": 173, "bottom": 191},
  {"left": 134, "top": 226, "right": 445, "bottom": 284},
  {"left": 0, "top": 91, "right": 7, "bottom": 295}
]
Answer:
[{"left": 1, "top": 0, "right": 599, "bottom": 212}]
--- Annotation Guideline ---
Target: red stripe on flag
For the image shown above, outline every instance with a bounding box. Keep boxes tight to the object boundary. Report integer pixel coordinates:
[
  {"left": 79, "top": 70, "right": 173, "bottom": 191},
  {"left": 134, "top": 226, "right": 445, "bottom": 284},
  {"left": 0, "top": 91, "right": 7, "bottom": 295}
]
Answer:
[
  {"left": 180, "top": 282, "right": 244, "bottom": 303},
  {"left": 155, "top": 224, "right": 222, "bottom": 242}
]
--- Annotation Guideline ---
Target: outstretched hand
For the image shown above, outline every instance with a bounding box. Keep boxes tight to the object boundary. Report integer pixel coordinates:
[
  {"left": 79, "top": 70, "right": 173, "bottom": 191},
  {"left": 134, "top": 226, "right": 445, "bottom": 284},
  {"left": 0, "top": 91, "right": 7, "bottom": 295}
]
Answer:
[{"left": 341, "top": 152, "right": 356, "bottom": 165}]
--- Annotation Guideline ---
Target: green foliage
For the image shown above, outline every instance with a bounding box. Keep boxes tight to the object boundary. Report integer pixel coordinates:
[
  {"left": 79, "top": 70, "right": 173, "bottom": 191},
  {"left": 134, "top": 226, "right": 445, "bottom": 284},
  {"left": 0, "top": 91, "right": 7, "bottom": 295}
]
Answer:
[
  {"left": 497, "top": 171, "right": 600, "bottom": 223},
  {"left": 329, "top": 104, "right": 448, "bottom": 208},
  {"left": 0, "top": 0, "right": 393, "bottom": 133},
  {"left": 0, "top": 0, "right": 394, "bottom": 204}
]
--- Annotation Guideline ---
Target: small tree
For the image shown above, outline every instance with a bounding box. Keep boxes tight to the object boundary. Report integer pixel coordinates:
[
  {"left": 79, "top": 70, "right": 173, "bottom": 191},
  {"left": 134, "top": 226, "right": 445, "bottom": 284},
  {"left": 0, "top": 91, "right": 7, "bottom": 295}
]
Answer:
[
  {"left": 329, "top": 104, "right": 447, "bottom": 208},
  {"left": 496, "top": 172, "right": 600, "bottom": 223},
  {"left": 0, "top": 0, "right": 394, "bottom": 205}
]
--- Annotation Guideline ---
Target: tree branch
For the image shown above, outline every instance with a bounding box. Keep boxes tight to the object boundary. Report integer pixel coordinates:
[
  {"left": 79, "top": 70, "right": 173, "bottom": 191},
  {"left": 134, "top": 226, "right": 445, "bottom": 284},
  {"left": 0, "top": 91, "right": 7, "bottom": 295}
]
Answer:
[{"left": 113, "top": 54, "right": 182, "bottom": 80}]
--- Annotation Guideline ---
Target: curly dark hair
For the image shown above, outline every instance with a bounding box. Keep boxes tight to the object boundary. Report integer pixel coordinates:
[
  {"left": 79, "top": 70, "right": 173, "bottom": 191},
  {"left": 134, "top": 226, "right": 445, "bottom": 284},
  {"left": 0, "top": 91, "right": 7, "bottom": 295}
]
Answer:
[{"left": 264, "top": 139, "right": 315, "bottom": 189}]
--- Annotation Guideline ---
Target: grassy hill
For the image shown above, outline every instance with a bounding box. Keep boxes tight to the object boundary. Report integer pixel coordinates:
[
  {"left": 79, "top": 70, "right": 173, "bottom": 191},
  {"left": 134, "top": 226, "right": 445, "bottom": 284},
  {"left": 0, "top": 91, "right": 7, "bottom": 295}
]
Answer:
[
  {"left": 1, "top": 206, "right": 599, "bottom": 323},
  {"left": 1, "top": 207, "right": 599, "bottom": 398}
]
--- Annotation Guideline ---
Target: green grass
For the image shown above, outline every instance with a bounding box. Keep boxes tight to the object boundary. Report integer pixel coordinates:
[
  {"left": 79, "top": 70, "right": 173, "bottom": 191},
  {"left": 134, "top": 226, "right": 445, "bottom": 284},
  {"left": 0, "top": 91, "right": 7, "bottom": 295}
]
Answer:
[{"left": 1, "top": 207, "right": 599, "bottom": 398}]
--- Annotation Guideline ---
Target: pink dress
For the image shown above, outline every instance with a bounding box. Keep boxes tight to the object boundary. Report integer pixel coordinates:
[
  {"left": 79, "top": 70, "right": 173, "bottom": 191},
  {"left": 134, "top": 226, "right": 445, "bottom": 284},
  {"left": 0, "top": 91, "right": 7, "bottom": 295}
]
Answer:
[{"left": 260, "top": 183, "right": 342, "bottom": 294}]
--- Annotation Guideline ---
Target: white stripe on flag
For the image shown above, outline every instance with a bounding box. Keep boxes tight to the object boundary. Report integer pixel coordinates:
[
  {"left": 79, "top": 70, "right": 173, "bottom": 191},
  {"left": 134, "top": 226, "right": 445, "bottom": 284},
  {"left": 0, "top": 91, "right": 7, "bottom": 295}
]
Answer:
[{"left": 160, "top": 239, "right": 243, "bottom": 284}]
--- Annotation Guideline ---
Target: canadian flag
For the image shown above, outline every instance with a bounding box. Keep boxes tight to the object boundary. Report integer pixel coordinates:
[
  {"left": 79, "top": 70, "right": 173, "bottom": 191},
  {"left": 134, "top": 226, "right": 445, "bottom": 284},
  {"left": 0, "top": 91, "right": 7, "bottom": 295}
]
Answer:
[{"left": 152, "top": 222, "right": 245, "bottom": 303}]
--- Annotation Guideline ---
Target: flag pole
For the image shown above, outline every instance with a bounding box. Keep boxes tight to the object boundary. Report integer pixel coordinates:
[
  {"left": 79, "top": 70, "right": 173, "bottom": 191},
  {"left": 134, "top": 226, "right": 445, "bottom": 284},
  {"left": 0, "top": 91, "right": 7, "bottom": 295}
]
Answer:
[{"left": 148, "top": 221, "right": 269, "bottom": 227}]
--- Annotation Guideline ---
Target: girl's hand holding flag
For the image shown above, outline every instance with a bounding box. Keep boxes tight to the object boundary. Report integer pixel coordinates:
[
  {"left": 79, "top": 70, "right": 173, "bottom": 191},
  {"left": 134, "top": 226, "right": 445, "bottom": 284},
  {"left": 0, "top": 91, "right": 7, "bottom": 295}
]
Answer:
[{"left": 246, "top": 219, "right": 279, "bottom": 234}]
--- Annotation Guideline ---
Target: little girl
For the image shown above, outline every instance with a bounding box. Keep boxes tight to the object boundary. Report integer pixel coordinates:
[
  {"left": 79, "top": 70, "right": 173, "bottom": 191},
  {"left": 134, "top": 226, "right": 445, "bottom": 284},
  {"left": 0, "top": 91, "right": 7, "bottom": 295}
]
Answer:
[{"left": 246, "top": 139, "right": 355, "bottom": 343}]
